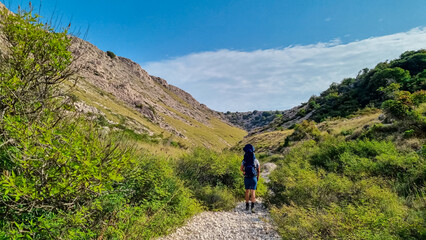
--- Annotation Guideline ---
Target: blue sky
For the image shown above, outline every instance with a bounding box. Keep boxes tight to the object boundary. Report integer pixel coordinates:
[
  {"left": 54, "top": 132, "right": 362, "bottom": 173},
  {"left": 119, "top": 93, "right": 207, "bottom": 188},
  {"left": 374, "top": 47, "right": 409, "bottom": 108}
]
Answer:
[{"left": 4, "top": 0, "right": 426, "bottom": 111}]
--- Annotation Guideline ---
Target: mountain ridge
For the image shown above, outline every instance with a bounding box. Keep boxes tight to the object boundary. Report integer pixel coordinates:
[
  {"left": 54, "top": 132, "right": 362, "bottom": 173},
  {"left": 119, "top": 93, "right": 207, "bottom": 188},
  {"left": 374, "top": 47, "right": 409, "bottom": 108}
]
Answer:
[{"left": 65, "top": 36, "right": 246, "bottom": 149}]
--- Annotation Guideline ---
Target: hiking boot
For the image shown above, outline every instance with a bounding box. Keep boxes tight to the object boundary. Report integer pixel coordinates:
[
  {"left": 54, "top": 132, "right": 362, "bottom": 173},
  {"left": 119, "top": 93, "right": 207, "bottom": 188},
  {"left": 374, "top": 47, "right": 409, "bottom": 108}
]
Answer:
[
  {"left": 251, "top": 202, "right": 255, "bottom": 213},
  {"left": 245, "top": 202, "right": 249, "bottom": 211}
]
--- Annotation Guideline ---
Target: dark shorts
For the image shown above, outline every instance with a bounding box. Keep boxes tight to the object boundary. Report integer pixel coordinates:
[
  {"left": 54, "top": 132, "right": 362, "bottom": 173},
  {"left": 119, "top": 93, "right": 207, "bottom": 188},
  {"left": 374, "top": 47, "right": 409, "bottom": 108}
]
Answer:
[{"left": 244, "top": 177, "right": 258, "bottom": 190}]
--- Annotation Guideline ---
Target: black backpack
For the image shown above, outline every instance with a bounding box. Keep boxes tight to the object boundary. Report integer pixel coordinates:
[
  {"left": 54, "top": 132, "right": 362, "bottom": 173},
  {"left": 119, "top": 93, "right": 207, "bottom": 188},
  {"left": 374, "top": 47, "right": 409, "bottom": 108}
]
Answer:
[
  {"left": 244, "top": 161, "right": 257, "bottom": 178},
  {"left": 243, "top": 144, "right": 257, "bottom": 177}
]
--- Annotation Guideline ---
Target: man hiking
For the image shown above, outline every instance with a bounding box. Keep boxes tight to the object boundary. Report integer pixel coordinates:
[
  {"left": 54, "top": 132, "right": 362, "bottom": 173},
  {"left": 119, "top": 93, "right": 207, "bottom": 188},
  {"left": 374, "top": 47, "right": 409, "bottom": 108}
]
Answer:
[{"left": 240, "top": 144, "right": 260, "bottom": 213}]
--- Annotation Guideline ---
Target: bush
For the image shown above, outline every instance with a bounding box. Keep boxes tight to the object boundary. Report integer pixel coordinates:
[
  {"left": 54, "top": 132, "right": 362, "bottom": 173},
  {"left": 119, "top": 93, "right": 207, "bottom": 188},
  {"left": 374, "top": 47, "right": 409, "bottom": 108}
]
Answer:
[
  {"left": 297, "top": 108, "right": 306, "bottom": 117},
  {"left": 0, "top": 8, "right": 200, "bottom": 239},
  {"left": 382, "top": 99, "right": 411, "bottom": 120},
  {"left": 267, "top": 137, "right": 425, "bottom": 239},
  {"left": 283, "top": 120, "right": 322, "bottom": 148},
  {"left": 196, "top": 186, "right": 236, "bottom": 211},
  {"left": 0, "top": 7, "right": 74, "bottom": 119},
  {"left": 271, "top": 200, "right": 421, "bottom": 240},
  {"left": 101, "top": 155, "right": 201, "bottom": 239},
  {"left": 107, "top": 51, "right": 116, "bottom": 58}
]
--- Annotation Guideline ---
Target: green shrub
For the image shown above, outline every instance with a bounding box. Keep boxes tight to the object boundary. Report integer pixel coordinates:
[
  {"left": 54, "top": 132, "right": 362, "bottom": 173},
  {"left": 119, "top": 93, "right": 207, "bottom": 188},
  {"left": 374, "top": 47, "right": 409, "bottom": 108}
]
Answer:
[
  {"left": 412, "top": 90, "right": 426, "bottom": 106},
  {"left": 0, "top": 114, "right": 200, "bottom": 239},
  {"left": 0, "top": 8, "right": 200, "bottom": 239},
  {"left": 101, "top": 155, "right": 201, "bottom": 239},
  {"left": 0, "top": 7, "right": 73, "bottom": 119},
  {"left": 271, "top": 200, "right": 421, "bottom": 240},
  {"left": 107, "top": 51, "right": 116, "bottom": 58},
  {"left": 382, "top": 99, "right": 411, "bottom": 119},
  {"left": 283, "top": 120, "right": 322, "bottom": 147},
  {"left": 297, "top": 108, "right": 306, "bottom": 117},
  {"left": 341, "top": 129, "right": 354, "bottom": 136},
  {"left": 404, "top": 129, "right": 415, "bottom": 138},
  {"left": 267, "top": 137, "right": 425, "bottom": 239},
  {"left": 196, "top": 185, "right": 236, "bottom": 211}
]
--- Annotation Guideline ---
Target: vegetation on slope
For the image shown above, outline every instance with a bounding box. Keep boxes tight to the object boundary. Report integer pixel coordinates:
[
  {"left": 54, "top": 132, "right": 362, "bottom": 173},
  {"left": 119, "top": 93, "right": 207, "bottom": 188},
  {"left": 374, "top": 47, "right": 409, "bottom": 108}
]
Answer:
[
  {"left": 308, "top": 51, "right": 425, "bottom": 122},
  {"left": 228, "top": 50, "right": 426, "bottom": 133},
  {"left": 223, "top": 110, "right": 286, "bottom": 131},
  {"left": 262, "top": 53, "right": 426, "bottom": 239}
]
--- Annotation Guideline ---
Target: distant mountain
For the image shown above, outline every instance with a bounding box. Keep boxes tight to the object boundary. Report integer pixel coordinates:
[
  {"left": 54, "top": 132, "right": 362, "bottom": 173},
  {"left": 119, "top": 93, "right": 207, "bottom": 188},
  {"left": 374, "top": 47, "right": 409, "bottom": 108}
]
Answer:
[
  {"left": 222, "top": 110, "right": 283, "bottom": 131},
  {"left": 222, "top": 106, "right": 311, "bottom": 133}
]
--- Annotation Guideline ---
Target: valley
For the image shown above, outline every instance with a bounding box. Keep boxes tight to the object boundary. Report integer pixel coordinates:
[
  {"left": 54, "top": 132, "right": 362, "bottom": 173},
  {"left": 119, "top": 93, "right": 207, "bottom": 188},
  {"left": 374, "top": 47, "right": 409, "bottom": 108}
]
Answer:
[{"left": 0, "top": 3, "right": 425, "bottom": 239}]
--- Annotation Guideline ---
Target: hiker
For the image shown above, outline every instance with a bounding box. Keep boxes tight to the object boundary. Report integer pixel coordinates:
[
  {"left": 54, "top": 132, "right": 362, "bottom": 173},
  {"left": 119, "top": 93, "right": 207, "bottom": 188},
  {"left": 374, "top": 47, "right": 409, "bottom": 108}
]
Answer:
[{"left": 240, "top": 144, "right": 260, "bottom": 213}]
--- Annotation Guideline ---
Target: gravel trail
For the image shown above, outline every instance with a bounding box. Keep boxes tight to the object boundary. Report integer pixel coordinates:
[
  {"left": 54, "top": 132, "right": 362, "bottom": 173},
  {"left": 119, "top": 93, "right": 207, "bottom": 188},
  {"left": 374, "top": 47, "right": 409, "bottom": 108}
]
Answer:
[
  {"left": 157, "top": 200, "right": 281, "bottom": 240},
  {"left": 157, "top": 163, "right": 281, "bottom": 240}
]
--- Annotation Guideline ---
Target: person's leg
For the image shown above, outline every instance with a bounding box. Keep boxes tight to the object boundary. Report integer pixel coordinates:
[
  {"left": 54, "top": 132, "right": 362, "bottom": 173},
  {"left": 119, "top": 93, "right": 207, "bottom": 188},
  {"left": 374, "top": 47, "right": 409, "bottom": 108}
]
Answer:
[
  {"left": 245, "top": 189, "right": 250, "bottom": 202},
  {"left": 245, "top": 189, "right": 250, "bottom": 210},
  {"left": 250, "top": 190, "right": 256, "bottom": 212},
  {"left": 249, "top": 175, "right": 257, "bottom": 211},
  {"left": 251, "top": 190, "right": 256, "bottom": 202}
]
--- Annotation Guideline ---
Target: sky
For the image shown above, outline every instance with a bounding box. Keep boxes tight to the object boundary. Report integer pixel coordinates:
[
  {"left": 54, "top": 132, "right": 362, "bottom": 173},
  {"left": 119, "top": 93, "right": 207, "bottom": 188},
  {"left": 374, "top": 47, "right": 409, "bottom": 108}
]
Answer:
[{"left": 3, "top": 0, "right": 426, "bottom": 111}]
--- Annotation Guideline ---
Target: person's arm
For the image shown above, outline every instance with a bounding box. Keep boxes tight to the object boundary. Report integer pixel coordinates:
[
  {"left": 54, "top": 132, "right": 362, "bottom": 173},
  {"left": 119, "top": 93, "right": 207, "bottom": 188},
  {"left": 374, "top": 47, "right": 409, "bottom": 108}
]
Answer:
[{"left": 257, "top": 164, "right": 260, "bottom": 181}]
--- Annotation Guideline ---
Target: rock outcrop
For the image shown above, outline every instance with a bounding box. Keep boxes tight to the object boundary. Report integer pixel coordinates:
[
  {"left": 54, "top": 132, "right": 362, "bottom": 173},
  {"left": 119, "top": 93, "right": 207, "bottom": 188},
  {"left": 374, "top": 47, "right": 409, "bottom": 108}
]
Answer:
[{"left": 69, "top": 37, "right": 246, "bottom": 147}]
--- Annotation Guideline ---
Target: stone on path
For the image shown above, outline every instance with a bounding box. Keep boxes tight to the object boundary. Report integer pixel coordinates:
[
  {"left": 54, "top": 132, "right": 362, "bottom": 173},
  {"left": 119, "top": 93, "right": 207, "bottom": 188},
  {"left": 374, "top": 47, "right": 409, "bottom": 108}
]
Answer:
[{"left": 156, "top": 200, "right": 281, "bottom": 240}]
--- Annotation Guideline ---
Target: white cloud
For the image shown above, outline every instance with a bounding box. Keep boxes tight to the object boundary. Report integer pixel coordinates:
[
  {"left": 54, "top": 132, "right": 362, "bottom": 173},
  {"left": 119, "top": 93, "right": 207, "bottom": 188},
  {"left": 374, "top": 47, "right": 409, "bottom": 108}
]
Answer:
[{"left": 143, "top": 28, "right": 426, "bottom": 112}]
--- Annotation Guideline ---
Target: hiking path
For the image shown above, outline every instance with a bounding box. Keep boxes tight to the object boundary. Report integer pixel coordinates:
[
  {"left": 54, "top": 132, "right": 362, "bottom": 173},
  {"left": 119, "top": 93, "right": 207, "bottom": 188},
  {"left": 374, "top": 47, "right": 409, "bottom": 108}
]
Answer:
[{"left": 157, "top": 163, "right": 281, "bottom": 240}]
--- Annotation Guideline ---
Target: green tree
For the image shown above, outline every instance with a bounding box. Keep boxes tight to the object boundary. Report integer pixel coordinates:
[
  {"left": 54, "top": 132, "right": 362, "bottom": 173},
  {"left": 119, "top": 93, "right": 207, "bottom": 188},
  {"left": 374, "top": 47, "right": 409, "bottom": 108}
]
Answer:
[{"left": 0, "top": 7, "right": 75, "bottom": 120}]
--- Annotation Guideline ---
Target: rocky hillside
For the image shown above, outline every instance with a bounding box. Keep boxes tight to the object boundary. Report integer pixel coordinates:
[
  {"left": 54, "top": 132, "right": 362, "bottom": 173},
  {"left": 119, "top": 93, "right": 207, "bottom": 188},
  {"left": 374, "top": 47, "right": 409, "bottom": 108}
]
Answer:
[
  {"left": 223, "top": 110, "right": 283, "bottom": 131},
  {"left": 0, "top": 2, "right": 245, "bottom": 150},
  {"left": 223, "top": 104, "right": 311, "bottom": 133},
  {"left": 67, "top": 38, "right": 246, "bottom": 149}
]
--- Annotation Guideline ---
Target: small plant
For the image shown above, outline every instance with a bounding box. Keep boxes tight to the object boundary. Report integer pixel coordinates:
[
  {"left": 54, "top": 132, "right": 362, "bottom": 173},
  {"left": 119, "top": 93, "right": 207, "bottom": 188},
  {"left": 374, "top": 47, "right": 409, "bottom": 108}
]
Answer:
[
  {"left": 106, "top": 50, "right": 116, "bottom": 58},
  {"left": 340, "top": 129, "right": 354, "bottom": 136},
  {"left": 297, "top": 108, "right": 307, "bottom": 117},
  {"left": 403, "top": 129, "right": 415, "bottom": 138},
  {"left": 288, "top": 120, "right": 322, "bottom": 142},
  {"left": 135, "top": 103, "right": 143, "bottom": 109}
]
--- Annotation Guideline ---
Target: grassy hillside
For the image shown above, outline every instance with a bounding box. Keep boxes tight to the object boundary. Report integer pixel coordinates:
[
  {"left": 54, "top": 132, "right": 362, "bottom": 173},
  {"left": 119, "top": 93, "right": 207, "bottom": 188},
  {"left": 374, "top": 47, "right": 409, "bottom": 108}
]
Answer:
[
  {"left": 72, "top": 77, "right": 246, "bottom": 155},
  {"left": 265, "top": 105, "right": 425, "bottom": 239},
  {"left": 307, "top": 50, "right": 425, "bottom": 122}
]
